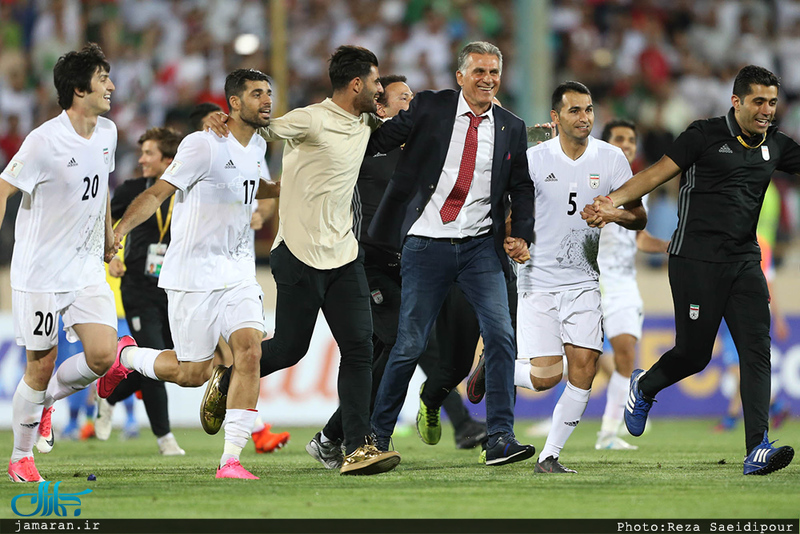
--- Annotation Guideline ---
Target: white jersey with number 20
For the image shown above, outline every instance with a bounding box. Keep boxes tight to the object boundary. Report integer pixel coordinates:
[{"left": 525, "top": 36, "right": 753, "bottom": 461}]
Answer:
[{"left": 0, "top": 111, "right": 116, "bottom": 292}]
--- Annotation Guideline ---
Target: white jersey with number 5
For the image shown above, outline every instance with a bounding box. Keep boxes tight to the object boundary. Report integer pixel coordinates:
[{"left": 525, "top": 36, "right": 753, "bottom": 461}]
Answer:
[
  {"left": 517, "top": 136, "right": 632, "bottom": 292},
  {"left": 158, "top": 130, "right": 269, "bottom": 291},
  {"left": 0, "top": 111, "right": 116, "bottom": 292}
]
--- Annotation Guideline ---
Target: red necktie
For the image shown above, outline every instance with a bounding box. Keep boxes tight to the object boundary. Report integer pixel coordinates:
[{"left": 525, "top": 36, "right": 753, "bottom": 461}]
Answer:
[{"left": 440, "top": 112, "right": 485, "bottom": 223}]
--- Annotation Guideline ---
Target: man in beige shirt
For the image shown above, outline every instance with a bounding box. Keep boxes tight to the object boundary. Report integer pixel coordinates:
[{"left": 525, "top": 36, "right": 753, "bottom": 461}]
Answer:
[{"left": 202, "top": 45, "right": 401, "bottom": 476}]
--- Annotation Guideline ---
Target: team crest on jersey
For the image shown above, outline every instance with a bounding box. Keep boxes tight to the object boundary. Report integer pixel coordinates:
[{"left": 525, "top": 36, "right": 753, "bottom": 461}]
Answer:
[
  {"left": 3, "top": 159, "right": 24, "bottom": 179},
  {"left": 761, "top": 145, "right": 770, "bottom": 161},
  {"left": 689, "top": 304, "right": 700, "bottom": 320},
  {"left": 103, "top": 147, "right": 109, "bottom": 164},
  {"left": 589, "top": 174, "right": 600, "bottom": 189}
]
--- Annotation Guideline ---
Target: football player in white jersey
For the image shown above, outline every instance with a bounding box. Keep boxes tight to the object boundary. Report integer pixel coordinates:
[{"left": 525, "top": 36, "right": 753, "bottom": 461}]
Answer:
[
  {"left": 103, "top": 69, "right": 280, "bottom": 480},
  {"left": 515, "top": 82, "right": 646, "bottom": 473},
  {"left": 595, "top": 120, "right": 669, "bottom": 450},
  {"left": 0, "top": 44, "right": 126, "bottom": 482}
]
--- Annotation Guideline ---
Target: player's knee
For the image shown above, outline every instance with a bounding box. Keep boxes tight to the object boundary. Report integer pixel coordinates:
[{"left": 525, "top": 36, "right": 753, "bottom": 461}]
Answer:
[
  {"left": 529, "top": 358, "right": 564, "bottom": 391},
  {"left": 531, "top": 374, "right": 562, "bottom": 391}
]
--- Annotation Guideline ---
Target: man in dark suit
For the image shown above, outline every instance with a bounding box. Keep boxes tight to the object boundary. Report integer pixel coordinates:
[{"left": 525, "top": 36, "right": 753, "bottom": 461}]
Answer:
[{"left": 368, "top": 41, "right": 536, "bottom": 466}]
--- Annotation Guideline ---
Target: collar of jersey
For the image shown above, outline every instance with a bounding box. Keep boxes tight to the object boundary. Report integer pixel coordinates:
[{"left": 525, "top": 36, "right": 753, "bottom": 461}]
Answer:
[{"left": 725, "top": 107, "right": 767, "bottom": 149}]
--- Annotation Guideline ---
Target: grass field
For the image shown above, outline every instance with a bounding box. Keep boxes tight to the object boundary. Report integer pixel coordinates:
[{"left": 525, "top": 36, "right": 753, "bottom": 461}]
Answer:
[{"left": 1, "top": 418, "right": 798, "bottom": 521}]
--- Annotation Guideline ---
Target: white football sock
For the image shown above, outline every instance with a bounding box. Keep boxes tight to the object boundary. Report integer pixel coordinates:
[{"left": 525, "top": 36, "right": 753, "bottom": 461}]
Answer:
[
  {"left": 600, "top": 370, "right": 629, "bottom": 436},
  {"left": 538, "top": 381, "right": 591, "bottom": 462},
  {"left": 122, "top": 347, "right": 162, "bottom": 380},
  {"left": 220, "top": 408, "right": 257, "bottom": 467},
  {"left": 44, "top": 352, "right": 101, "bottom": 405},
  {"left": 11, "top": 379, "right": 46, "bottom": 462},
  {"left": 514, "top": 360, "right": 535, "bottom": 390}
]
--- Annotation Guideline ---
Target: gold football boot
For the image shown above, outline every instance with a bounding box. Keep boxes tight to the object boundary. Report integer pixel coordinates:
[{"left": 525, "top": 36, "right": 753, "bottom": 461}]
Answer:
[
  {"left": 340, "top": 436, "right": 401, "bottom": 476},
  {"left": 200, "top": 365, "right": 228, "bottom": 434}
]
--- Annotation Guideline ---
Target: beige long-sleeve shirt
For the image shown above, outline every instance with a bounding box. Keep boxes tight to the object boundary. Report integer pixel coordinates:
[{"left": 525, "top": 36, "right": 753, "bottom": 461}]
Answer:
[{"left": 260, "top": 98, "right": 380, "bottom": 269}]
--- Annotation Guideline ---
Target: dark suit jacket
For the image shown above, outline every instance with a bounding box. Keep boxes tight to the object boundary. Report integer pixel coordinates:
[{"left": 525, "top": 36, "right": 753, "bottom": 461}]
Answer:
[{"left": 366, "top": 89, "right": 534, "bottom": 276}]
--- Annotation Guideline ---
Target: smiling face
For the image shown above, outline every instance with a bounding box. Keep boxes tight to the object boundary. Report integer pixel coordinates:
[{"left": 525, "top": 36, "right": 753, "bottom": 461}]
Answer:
[
  {"left": 355, "top": 65, "right": 383, "bottom": 114},
  {"left": 138, "top": 140, "right": 172, "bottom": 179},
  {"left": 551, "top": 90, "right": 594, "bottom": 143},
  {"left": 377, "top": 81, "right": 413, "bottom": 119},
  {"left": 235, "top": 79, "right": 273, "bottom": 129},
  {"left": 457, "top": 53, "right": 501, "bottom": 114},
  {"left": 607, "top": 125, "right": 637, "bottom": 164},
  {"left": 732, "top": 83, "right": 778, "bottom": 138},
  {"left": 84, "top": 67, "right": 115, "bottom": 115}
]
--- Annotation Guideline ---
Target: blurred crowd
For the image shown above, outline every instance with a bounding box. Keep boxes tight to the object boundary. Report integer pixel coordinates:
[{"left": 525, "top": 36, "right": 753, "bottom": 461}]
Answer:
[{"left": 1, "top": 0, "right": 799, "bottom": 264}]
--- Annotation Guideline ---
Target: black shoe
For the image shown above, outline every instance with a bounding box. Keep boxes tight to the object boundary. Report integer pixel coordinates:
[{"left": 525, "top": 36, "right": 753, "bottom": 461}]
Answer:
[
  {"left": 534, "top": 455, "right": 577, "bottom": 473},
  {"left": 484, "top": 433, "right": 535, "bottom": 466},
  {"left": 371, "top": 433, "right": 391, "bottom": 452},
  {"left": 454, "top": 419, "right": 488, "bottom": 449},
  {"left": 466, "top": 350, "right": 486, "bottom": 404}
]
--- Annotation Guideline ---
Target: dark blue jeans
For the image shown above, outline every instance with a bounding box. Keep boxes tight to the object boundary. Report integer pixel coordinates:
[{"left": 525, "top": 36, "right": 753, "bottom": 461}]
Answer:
[{"left": 371, "top": 235, "right": 516, "bottom": 438}]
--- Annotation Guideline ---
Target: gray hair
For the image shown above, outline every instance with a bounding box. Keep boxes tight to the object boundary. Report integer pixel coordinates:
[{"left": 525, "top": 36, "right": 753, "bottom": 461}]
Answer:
[{"left": 457, "top": 41, "right": 503, "bottom": 76}]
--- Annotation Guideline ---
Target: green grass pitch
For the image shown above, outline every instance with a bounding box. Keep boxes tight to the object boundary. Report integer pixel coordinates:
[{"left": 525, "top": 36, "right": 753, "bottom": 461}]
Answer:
[{"left": 1, "top": 418, "right": 797, "bottom": 519}]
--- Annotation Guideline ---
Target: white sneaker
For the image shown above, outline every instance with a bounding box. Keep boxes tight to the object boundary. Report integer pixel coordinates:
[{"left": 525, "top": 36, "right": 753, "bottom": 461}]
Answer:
[
  {"left": 158, "top": 434, "right": 185, "bottom": 456},
  {"left": 595, "top": 432, "right": 638, "bottom": 450},
  {"left": 94, "top": 397, "right": 114, "bottom": 441}
]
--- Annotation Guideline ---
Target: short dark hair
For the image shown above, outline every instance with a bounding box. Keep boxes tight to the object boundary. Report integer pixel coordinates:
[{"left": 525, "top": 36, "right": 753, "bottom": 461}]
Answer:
[
  {"left": 189, "top": 102, "right": 222, "bottom": 132},
  {"left": 138, "top": 127, "right": 182, "bottom": 160},
  {"left": 733, "top": 65, "right": 780, "bottom": 99},
  {"left": 601, "top": 119, "right": 637, "bottom": 143},
  {"left": 224, "top": 68, "right": 270, "bottom": 111},
  {"left": 551, "top": 81, "right": 592, "bottom": 112},
  {"left": 376, "top": 75, "right": 407, "bottom": 106},
  {"left": 53, "top": 43, "right": 111, "bottom": 110},
  {"left": 328, "top": 46, "right": 379, "bottom": 91}
]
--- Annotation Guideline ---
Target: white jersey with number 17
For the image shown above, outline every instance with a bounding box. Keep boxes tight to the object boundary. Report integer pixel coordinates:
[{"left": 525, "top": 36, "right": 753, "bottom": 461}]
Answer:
[
  {"left": 0, "top": 111, "right": 116, "bottom": 292},
  {"left": 158, "top": 130, "right": 270, "bottom": 292},
  {"left": 517, "top": 136, "right": 632, "bottom": 293}
]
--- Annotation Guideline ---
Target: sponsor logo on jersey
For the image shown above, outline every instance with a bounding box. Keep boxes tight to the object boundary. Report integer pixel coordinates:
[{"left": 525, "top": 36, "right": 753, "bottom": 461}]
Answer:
[
  {"left": 589, "top": 173, "right": 600, "bottom": 189},
  {"left": 545, "top": 173, "right": 557, "bottom": 182},
  {"left": 718, "top": 144, "right": 733, "bottom": 154},
  {"left": 225, "top": 159, "right": 236, "bottom": 169},
  {"left": 4, "top": 159, "right": 24, "bottom": 179},
  {"left": 761, "top": 145, "right": 770, "bottom": 161},
  {"left": 67, "top": 157, "right": 78, "bottom": 167},
  {"left": 689, "top": 304, "right": 700, "bottom": 320}
]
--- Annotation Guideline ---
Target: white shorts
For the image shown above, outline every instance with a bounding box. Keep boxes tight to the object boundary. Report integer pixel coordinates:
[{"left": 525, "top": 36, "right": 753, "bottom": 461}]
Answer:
[
  {"left": 602, "top": 290, "right": 643, "bottom": 340},
  {"left": 167, "top": 280, "right": 265, "bottom": 363},
  {"left": 517, "top": 287, "right": 604, "bottom": 358},
  {"left": 13, "top": 283, "right": 117, "bottom": 351}
]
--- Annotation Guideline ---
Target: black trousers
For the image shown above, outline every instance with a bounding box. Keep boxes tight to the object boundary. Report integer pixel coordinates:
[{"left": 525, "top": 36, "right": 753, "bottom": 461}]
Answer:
[
  {"left": 259, "top": 243, "right": 373, "bottom": 454},
  {"left": 639, "top": 256, "right": 771, "bottom": 453},
  {"left": 321, "top": 262, "right": 474, "bottom": 442},
  {"left": 111, "top": 288, "right": 172, "bottom": 438},
  {"left": 422, "top": 268, "right": 517, "bottom": 409}
]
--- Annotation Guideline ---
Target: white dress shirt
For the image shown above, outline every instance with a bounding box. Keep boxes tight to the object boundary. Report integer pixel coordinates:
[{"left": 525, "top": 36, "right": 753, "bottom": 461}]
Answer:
[{"left": 408, "top": 91, "right": 495, "bottom": 239}]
